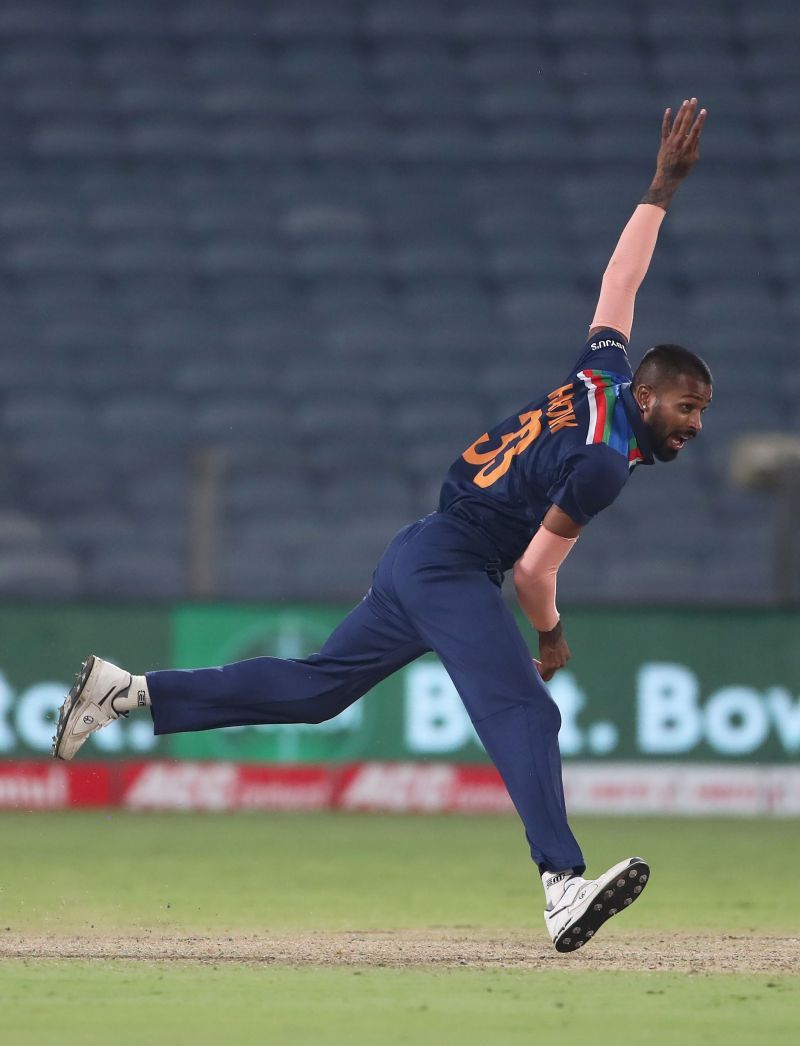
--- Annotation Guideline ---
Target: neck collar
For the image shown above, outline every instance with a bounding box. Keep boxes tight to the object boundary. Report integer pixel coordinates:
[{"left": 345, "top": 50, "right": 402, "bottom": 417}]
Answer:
[{"left": 620, "top": 383, "right": 655, "bottom": 466}]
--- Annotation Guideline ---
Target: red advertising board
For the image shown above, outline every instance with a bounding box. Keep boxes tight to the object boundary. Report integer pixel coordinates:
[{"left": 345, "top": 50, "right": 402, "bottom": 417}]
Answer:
[{"left": 2, "top": 761, "right": 799, "bottom": 816}]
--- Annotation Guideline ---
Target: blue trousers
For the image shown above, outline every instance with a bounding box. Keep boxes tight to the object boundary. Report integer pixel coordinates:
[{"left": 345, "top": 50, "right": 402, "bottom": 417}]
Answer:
[{"left": 148, "top": 511, "right": 585, "bottom": 874}]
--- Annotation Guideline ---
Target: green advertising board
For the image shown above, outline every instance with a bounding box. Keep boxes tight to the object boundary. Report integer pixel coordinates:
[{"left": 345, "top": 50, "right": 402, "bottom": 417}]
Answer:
[
  {"left": 2, "top": 602, "right": 799, "bottom": 764},
  {"left": 171, "top": 604, "right": 800, "bottom": 764}
]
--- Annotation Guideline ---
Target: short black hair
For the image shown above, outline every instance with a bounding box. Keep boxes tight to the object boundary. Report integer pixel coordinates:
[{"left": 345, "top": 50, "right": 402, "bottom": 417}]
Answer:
[{"left": 632, "top": 343, "right": 713, "bottom": 391}]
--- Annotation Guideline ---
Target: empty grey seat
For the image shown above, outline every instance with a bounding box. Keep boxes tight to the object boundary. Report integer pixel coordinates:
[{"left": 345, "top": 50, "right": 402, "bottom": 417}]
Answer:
[
  {"left": 498, "top": 286, "right": 586, "bottom": 332},
  {"left": 0, "top": 550, "right": 81, "bottom": 599},
  {"left": 578, "top": 127, "right": 660, "bottom": 168},
  {"left": 0, "top": 510, "right": 46, "bottom": 549},
  {"left": 102, "top": 237, "right": 195, "bottom": 275},
  {"left": 3, "top": 235, "right": 100, "bottom": 275},
  {"left": 745, "top": 41, "right": 798, "bottom": 84},
  {"left": 1, "top": 43, "right": 86, "bottom": 80},
  {"left": 84, "top": 2, "right": 176, "bottom": 37},
  {"left": 184, "top": 43, "right": 271, "bottom": 82},
  {"left": 0, "top": 197, "right": 81, "bottom": 234},
  {"left": 30, "top": 119, "right": 122, "bottom": 157},
  {"left": 644, "top": 8, "right": 734, "bottom": 42},
  {"left": 293, "top": 241, "right": 386, "bottom": 280},
  {"left": 559, "top": 42, "right": 647, "bottom": 85},
  {"left": 397, "top": 121, "right": 485, "bottom": 162},
  {"left": 391, "top": 238, "right": 482, "bottom": 280},
  {"left": 570, "top": 84, "right": 661, "bottom": 125},
  {"left": 216, "top": 120, "right": 306, "bottom": 160},
  {"left": 489, "top": 121, "right": 578, "bottom": 163},
  {"left": 282, "top": 201, "right": 371, "bottom": 239},
  {"left": 365, "top": 2, "right": 452, "bottom": 39},
  {"left": 124, "top": 465, "right": 191, "bottom": 515},
  {"left": 99, "top": 395, "right": 191, "bottom": 446},
  {"left": 3, "top": 394, "right": 83, "bottom": 434},
  {"left": 0, "top": 548, "right": 80, "bottom": 598},
  {"left": 604, "top": 558, "right": 711, "bottom": 603},
  {"left": 486, "top": 240, "right": 577, "bottom": 285},
  {"left": 86, "top": 548, "right": 184, "bottom": 599},
  {"left": 270, "top": 2, "right": 359, "bottom": 39},
  {"left": 292, "top": 395, "right": 386, "bottom": 439},
  {"left": 194, "top": 399, "right": 290, "bottom": 448},
  {"left": 739, "top": 4, "right": 799, "bottom": 42},
  {"left": 457, "top": 1, "right": 542, "bottom": 40},
  {"left": 549, "top": 6, "right": 635, "bottom": 41},
  {"left": 281, "top": 43, "right": 368, "bottom": 85},
  {"left": 89, "top": 199, "right": 182, "bottom": 234},
  {"left": 176, "top": 2, "right": 267, "bottom": 37},
  {"left": 464, "top": 45, "right": 554, "bottom": 87},
  {"left": 308, "top": 119, "right": 392, "bottom": 160},
  {"left": 0, "top": 2, "right": 79, "bottom": 33},
  {"left": 176, "top": 360, "right": 275, "bottom": 399},
  {"left": 16, "top": 84, "right": 107, "bottom": 117},
  {"left": 225, "top": 470, "right": 319, "bottom": 520},
  {"left": 217, "top": 545, "right": 297, "bottom": 600},
  {"left": 474, "top": 82, "right": 566, "bottom": 121},
  {"left": 53, "top": 511, "right": 141, "bottom": 556},
  {"left": 676, "top": 237, "right": 771, "bottom": 285},
  {"left": 382, "top": 83, "right": 472, "bottom": 119}
]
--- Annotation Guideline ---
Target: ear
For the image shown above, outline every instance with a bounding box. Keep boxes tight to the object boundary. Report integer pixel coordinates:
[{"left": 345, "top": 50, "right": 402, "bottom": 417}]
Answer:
[{"left": 635, "top": 383, "right": 654, "bottom": 413}]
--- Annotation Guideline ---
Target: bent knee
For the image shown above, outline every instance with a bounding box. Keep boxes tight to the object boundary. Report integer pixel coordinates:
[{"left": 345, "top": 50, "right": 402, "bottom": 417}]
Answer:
[{"left": 301, "top": 699, "right": 352, "bottom": 725}]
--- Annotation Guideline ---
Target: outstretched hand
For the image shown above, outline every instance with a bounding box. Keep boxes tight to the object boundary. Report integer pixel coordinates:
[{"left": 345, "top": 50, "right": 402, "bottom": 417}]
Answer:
[{"left": 655, "top": 97, "right": 707, "bottom": 182}]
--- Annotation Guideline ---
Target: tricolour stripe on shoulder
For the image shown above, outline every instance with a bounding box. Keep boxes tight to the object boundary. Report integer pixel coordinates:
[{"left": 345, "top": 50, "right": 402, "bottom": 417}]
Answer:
[
  {"left": 578, "top": 369, "right": 644, "bottom": 469},
  {"left": 577, "top": 369, "right": 616, "bottom": 446}
]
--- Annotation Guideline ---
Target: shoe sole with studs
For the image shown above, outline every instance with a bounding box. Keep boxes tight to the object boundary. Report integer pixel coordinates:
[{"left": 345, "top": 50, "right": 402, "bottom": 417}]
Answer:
[
  {"left": 554, "top": 858, "right": 650, "bottom": 953},
  {"left": 51, "top": 655, "right": 96, "bottom": 761}
]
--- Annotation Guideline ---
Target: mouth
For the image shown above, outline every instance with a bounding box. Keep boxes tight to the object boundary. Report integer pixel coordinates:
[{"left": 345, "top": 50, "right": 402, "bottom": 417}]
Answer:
[{"left": 667, "top": 433, "right": 693, "bottom": 452}]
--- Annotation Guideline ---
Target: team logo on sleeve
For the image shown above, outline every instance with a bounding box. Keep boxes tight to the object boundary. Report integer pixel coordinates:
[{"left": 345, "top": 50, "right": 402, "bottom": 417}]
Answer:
[{"left": 590, "top": 338, "right": 627, "bottom": 353}]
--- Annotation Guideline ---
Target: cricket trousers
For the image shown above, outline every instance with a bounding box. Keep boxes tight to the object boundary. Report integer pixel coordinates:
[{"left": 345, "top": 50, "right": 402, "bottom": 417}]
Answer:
[{"left": 147, "top": 511, "right": 585, "bottom": 874}]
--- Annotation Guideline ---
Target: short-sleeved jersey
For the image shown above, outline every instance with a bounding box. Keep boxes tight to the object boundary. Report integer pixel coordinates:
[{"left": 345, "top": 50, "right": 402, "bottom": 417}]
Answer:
[{"left": 438, "top": 327, "right": 654, "bottom": 569}]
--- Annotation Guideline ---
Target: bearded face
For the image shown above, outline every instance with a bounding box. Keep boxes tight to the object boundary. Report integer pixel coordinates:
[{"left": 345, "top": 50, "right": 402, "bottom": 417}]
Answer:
[{"left": 637, "top": 374, "right": 712, "bottom": 462}]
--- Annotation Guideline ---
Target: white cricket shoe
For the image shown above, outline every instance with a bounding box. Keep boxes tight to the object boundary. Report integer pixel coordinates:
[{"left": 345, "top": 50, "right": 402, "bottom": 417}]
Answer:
[
  {"left": 52, "top": 655, "right": 132, "bottom": 761},
  {"left": 544, "top": 857, "right": 650, "bottom": 953}
]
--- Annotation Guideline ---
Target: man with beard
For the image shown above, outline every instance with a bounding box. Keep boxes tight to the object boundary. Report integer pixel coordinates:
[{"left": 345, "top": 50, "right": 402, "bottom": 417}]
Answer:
[{"left": 53, "top": 100, "right": 710, "bottom": 952}]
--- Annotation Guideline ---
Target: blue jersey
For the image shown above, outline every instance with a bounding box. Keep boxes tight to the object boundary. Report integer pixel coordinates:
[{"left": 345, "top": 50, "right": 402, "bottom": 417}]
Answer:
[{"left": 438, "top": 328, "right": 654, "bottom": 569}]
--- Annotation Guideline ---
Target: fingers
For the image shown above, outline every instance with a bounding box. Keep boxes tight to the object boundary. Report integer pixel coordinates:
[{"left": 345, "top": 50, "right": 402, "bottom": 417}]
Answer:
[
  {"left": 661, "top": 107, "right": 671, "bottom": 142},
  {"left": 687, "top": 106, "right": 707, "bottom": 146},
  {"left": 671, "top": 97, "right": 696, "bottom": 137}
]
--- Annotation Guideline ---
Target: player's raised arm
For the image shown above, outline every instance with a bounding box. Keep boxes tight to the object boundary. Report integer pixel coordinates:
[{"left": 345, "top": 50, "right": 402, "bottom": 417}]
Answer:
[{"left": 589, "top": 98, "right": 707, "bottom": 341}]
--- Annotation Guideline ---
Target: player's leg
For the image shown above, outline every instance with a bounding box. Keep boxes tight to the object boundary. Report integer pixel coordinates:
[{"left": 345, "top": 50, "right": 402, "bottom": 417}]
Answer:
[
  {"left": 390, "top": 520, "right": 585, "bottom": 875},
  {"left": 52, "top": 593, "right": 427, "bottom": 759},
  {"left": 53, "top": 520, "right": 432, "bottom": 759},
  {"left": 390, "top": 515, "right": 650, "bottom": 951},
  {"left": 147, "top": 592, "right": 427, "bottom": 735}
]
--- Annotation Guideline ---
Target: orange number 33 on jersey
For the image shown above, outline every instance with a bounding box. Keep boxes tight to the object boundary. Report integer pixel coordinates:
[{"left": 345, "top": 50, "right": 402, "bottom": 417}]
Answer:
[{"left": 462, "top": 410, "right": 543, "bottom": 488}]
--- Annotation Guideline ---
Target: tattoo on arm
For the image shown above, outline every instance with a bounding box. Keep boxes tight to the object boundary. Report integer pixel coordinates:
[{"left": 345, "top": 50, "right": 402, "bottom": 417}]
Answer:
[{"left": 641, "top": 172, "right": 680, "bottom": 210}]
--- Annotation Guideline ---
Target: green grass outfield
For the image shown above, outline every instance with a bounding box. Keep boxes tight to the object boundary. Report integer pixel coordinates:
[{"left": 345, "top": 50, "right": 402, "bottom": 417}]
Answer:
[{"left": 1, "top": 812, "right": 798, "bottom": 1045}]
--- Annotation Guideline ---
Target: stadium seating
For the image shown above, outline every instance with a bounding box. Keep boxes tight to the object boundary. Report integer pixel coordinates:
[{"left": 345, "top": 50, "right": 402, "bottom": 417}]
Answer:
[{"left": 0, "top": 0, "right": 795, "bottom": 604}]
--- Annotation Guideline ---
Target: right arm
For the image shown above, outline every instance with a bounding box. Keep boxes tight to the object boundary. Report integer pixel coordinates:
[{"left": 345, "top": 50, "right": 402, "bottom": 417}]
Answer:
[
  {"left": 513, "top": 505, "right": 580, "bottom": 682},
  {"left": 589, "top": 98, "right": 707, "bottom": 342}
]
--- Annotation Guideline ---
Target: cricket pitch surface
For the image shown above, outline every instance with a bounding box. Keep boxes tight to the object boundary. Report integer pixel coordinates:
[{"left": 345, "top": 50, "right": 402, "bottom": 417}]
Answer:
[{"left": 2, "top": 931, "right": 797, "bottom": 973}]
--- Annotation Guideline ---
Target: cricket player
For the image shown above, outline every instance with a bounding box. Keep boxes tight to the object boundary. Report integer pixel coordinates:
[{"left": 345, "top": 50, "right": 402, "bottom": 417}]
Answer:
[{"left": 54, "top": 100, "right": 710, "bottom": 953}]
